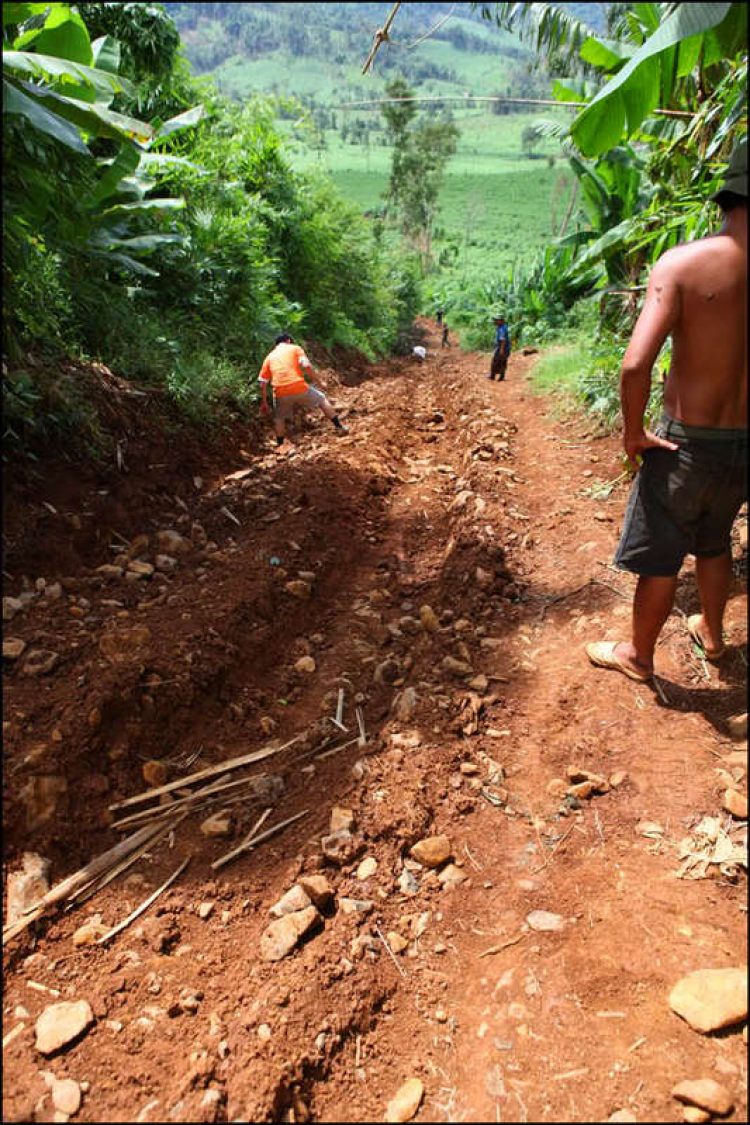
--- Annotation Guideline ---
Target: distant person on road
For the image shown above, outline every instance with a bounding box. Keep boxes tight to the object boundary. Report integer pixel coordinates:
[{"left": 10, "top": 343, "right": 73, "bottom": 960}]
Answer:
[
  {"left": 489, "top": 314, "right": 511, "bottom": 381},
  {"left": 442, "top": 325, "right": 450, "bottom": 348},
  {"left": 259, "top": 334, "right": 349, "bottom": 450},
  {"left": 413, "top": 345, "right": 427, "bottom": 361},
  {"left": 436, "top": 309, "right": 444, "bottom": 327},
  {"left": 587, "top": 136, "right": 747, "bottom": 683}
]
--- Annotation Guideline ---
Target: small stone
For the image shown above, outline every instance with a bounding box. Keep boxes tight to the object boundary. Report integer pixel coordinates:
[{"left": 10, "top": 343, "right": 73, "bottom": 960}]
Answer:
[
  {"left": 73, "top": 919, "right": 109, "bottom": 946},
  {"left": 387, "top": 931, "right": 408, "bottom": 954},
  {"left": 475, "top": 567, "right": 493, "bottom": 589},
  {"left": 21, "top": 776, "right": 68, "bottom": 832},
  {"left": 437, "top": 863, "right": 468, "bottom": 888},
  {"left": 419, "top": 605, "right": 440, "bottom": 633},
  {"left": 23, "top": 649, "right": 60, "bottom": 676},
  {"left": 200, "top": 813, "right": 233, "bottom": 838},
  {"left": 566, "top": 766, "right": 609, "bottom": 791},
  {"left": 672, "top": 1078, "right": 734, "bottom": 1116},
  {"left": 257, "top": 1023, "right": 272, "bottom": 1042},
  {"left": 609, "top": 770, "right": 628, "bottom": 788},
  {"left": 669, "top": 967, "right": 747, "bottom": 1032},
  {"left": 723, "top": 788, "right": 747, "bottom": 819},
  {"left": 329, "top": 807, "right": 355, "bottom": 834},
  {"left": 156, "top": 529, "right": 190, "bottom": 556},
  {"left": 259, "top": 715, "right": 276, "bottom": 736},
  {"left": 3, "top": 638, "right": 26, "bottom": 659},
  {"left": 51, "top": 1078, "right": 81, "bottom": 1116},
  {"left": 321, "top": 829, "right": 358, "bottom": 866},
  {"left": 726, "top": 712, "right": 747, "bottom": 740},
  {"left": 460, "top": 762, "right": 479, "bottom": 775},
  {"left": 682, "top": 1108, "right": 710, "bottom": 1124},
  {"left": 297, "top": 875, "right": 334, "bottom": 909},
  {"left": 546, "top": 778, "right": 568, "bottom": 798},
  {"left": 340, "top": 897, "right": 373, "bottom": 915},
  {"left": 127, "top": 560, "right": 154, "bottom": 578},
  {"left": 566, "top": 780, "right": 599, "bottom": 800},
  {"left": 435, "top": 1008, "right": 448, "bottom": 1022},
  {"left": 269, "top": 886, "right": 312, "bottom": 917},
  {"left": 99, "top": 626, "right": 151, "bottom": 665},
  {"left": 142, "top": 760, "right": 168, "bottom": 787},
  {"left": 410, "top": 835, "right": 451, "bottom": 868},
  {"left": 285, "top": 580, "right": 311, "bottom": 599},
  {"left": 95, "top": 565, "right": 124, "bottom": 580},
  {"left": 35, "top": 1000, "right": 94, "bottom": 1055},
  {"left": 397, "top": 869, "right": 419, "bottom": 896},
  {"left": 3, "top": 596, "right": 24, "bottom": 621},
  {"left": 155, "top": 554, "right": 177, "bottom": 573},
  {"left": 608, "top": 1113, "right": 638, "bottom": 1123},
  {"left": 390, "top": 731, "right": 422, "bottom": 750},
  {"left": 468, "top": 674, "right": 489, "bottom": 692},
  {"left": 6, "top": 852, "right": 50, "bottom": 925},
  {"left": 442, "top": 655, "right": 473, "bottom": 678},
  {"left": 526, "top": 910, "right": 565, "bottom": 932},
  {"left": 295, "top": 656, "right": 316, "bottom": 674},
  {"left": 259, "top": 906, "right": 320, "bottom": 961},
  {"left": 356, "top": 856, "right": 378, "bottom": 880},
  {"left": 198, "top": 902, "right": 214, "bottom": 920},
  {"left": 385, "top": 1078, "right": 424, "bottom": 1123},
  {"left": 392, "top": 687, "right": 418, "bottom": 721}
]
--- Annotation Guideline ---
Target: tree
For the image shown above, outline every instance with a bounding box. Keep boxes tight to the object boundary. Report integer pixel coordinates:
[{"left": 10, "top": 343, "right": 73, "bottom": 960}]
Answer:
[{"left": 522, "top": 124, "right": 541, "bottom": 157}]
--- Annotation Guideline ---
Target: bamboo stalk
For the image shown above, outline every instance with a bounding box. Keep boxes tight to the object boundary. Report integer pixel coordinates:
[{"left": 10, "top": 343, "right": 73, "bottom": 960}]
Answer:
[
  {"left": 211, "top": 809, "right": 308, "bottom": 871},
  {"left": 109, "top": 734, "right": 303, "bottom": 811},
  {"left": 66, "top": 813, "right": 187, "bottom": 908},
  {"left": 96, "top": 856, "right": 191, "bottom": 945}
]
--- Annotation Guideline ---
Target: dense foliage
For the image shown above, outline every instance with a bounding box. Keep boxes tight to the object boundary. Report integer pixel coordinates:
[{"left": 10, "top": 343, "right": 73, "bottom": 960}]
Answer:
[{"left": 3, "top": 2, "right": 422, "bottom": 451}]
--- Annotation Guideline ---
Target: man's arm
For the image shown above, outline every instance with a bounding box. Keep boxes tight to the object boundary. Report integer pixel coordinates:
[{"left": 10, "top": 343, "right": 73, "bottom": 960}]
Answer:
[
  {"left": 620, "top": 256, "right": 680, "bottom": 468},
  {"left": 300, "top": 355, "right": 324, "bottom": 389},
  {"left": 259, "top": 358, "right": 270, "bottom": 415}
]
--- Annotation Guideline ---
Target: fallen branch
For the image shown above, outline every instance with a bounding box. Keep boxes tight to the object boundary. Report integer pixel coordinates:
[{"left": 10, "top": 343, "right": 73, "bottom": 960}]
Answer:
[
  {"left": 355, "top": 706, "right": 367, "bottom": 747},
  {"left": 109, "top": 734, "right": 303, "bottom": 811},
  {"left": 66, "top": 813, "right": 188, "bottom": 908},
  {"left": 96, "top": 855, "right": 191, "bottom": 945},
  {"left": 211, "top": 809, "right": 308, "bottom": 871},
  {"left": 315, "top": 736, "right": 362, "bottom": 761},
  {"left": 478, "top": 932, "right": 526, "bottom": 958}
]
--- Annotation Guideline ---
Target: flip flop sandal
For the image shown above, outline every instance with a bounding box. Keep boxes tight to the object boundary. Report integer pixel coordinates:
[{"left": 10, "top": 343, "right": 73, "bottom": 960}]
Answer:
[
  {"left": 687, "top": 614, "right": 726, "bottom": 661},
  {"left": 585, "top": 641, "right": 652, "bottom": 683}
]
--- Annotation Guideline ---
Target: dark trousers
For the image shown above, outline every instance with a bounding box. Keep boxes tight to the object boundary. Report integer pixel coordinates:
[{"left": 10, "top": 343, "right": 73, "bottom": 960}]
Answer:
[{"left": 490, "top": 348, "right": 507, "bottom": 379}]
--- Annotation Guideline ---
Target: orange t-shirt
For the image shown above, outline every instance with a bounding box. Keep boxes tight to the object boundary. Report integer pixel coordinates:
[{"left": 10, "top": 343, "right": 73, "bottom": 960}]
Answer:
[{"left": 258, "top": 343, "right": 309, "bottom": 396}]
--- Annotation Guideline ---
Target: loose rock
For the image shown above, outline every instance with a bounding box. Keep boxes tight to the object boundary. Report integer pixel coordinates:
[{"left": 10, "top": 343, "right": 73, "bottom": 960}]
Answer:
[
  {"left": 723, "top": 788, "right": 747, "bottom": 819},
  {"left": 669, "top": 967, "right": 748, "bottom": 1032},
  {"left": 269, "top": 886, "right": 312, "bottom": 917},
  {"left": 200, "top": 813, "right": 233, "bottom": 838},
  {"left": 285, "top": 580, "right": 311, "bottom": 599},
  {"left": 672, "top": 1078, "right": 734, "bottom": 1116},
  {"left": 386, "top": 1078, "right": 424, "bottom": 1123},
  {"left": 356, "top": 856, "right": 378, "bottom": 880},
  {"left": 3, "top": 638, "right": 26, "bottom": 660},
  {"left": 526, "top": 910, "right": 565, "bottom": 932},
  {"left": 35, "top": 1000, "right": 94, "bottom": 1056},
  {"left": 410, "top": 835, "right": 451, "bottom": 868},
  {"left": 295, "top": 655, "right": 316, "bottom": 674},
  {"left": 330, "top": 807, "right": 355, "bottom": 834},
  {"left": 297, "top": 875, "right": 334, "bottom": 909},
  {"left": 438, "top": 863, "right": 468, "bottom": 888},
  {"left": 6, "top": 852, "right": 50, "bottom": 926},
  {"left": 142, "top": 760, "right": 168, "bottom": 787},
  {"left": 419, "top": 605, "right": 440, "bottom": 633},
  {"left": 51, "top": 1078, "right": 81, "bottom": 1116},
  {"left": 259, "top": 906, "right": 320, "bottom": 961},
  {"left": 23, "top": 649, "right": 60, "bottom": 676}
]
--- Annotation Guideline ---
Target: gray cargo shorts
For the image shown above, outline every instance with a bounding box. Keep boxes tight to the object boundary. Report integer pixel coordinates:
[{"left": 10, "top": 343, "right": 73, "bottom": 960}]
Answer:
[
  {"left": 614, "top": 414, "right": 747, "bottom": 577},
  {"left": 273, "top": 385, "right": 326, "bottom": 421}
]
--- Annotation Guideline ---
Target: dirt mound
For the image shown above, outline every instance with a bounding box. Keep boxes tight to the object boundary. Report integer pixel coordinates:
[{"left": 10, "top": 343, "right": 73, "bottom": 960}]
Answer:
[{"left": 3, "top": 321, "right": 746, "bottom": 1122}]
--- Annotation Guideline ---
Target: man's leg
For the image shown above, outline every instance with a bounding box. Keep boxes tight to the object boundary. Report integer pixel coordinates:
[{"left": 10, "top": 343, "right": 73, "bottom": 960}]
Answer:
[
  {"left": 622, "top": 574, "right": 678, "bottom": 673},
  {"left": 316, "top": 394, "right": 349, "bottom": 434},
  {"left": 694, "top": 551, "right": 732, "bottom": 654}
]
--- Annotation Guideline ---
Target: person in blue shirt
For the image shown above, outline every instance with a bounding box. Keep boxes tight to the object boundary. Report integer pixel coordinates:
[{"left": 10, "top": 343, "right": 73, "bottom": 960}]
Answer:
[{"left": 489, "top": 314, "right": 511, "bottom": 381}]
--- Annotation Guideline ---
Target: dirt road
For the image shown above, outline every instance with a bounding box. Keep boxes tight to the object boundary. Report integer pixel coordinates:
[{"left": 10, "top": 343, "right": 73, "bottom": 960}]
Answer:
[{"left": 3, "top": 321, "right": 747, "bottom": 1123}]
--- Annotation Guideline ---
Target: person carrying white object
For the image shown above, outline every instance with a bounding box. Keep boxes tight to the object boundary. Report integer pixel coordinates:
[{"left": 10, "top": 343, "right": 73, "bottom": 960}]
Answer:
[{"left": 412, "top": 345, "right": 427, "bottom": 361}]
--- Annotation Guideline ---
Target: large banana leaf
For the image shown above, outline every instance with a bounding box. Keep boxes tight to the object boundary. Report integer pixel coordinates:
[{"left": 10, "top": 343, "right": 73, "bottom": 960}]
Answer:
[
  {"left": 571, "top": 3, "right": 746, "bottom": 156},
  {"left": 13, "top": 4, "right": 91, "bottom": 65},
  {"left": 3, "top": 47, "right": 135, "bottom": 103},
  {"left": 5, "top": 78, "right": 153, "bottom": 143},
  {"left": 3, "top": 76, "right": 89, "bottom": 152}
]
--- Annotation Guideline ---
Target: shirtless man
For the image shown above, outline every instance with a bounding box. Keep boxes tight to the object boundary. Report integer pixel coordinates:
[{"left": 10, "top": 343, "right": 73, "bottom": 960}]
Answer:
[{"left": 587, "top": 136, "right": 747, "bottom": 682}]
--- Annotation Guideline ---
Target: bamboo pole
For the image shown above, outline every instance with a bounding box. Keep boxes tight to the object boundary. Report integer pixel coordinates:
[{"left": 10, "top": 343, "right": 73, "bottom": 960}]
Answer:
[
  {"left": 333, "top": 94, "right": 694, "bottom": 119},
  {"left": 108, "top": 734, "right": 303, "bottom": 812}
]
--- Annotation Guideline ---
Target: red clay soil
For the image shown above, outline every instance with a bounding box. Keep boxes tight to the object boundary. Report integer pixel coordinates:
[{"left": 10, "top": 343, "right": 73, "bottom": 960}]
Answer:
[{"left": 2, "top": 320, "right": 747, "bottom": 1123}]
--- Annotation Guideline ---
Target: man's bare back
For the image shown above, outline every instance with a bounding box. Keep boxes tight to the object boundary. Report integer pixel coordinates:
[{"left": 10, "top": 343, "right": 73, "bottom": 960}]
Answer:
[
  {"left": 621, "top": 209, "right": 747, "bottom": 437},
  {"left": 660, "top": 230, "right": 747, "bottom": 428}
]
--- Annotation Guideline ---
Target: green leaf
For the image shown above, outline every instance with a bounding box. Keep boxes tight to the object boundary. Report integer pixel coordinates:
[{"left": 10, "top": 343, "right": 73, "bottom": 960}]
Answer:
[
  {"left": 152, "top": 104, "right": 205, "bottom": 141},
  {"left": 3, "top": 3, "right": 50, "bottom": 25},
  {"left": 676, "top": 33, "right": 703, "bottom": 78},
  {"left": 570, "top": 2, "right": 735, "bottom": 156},
  {"left": 13, "top": 5, "right": 92, "bottom": 65},
  {"left": 88, "top": 145, "right": 141, "bottom": 208},
  {"left": 579, "top": 36, "right": 630, "bottom": 73},
  {"left": 102, "top": 252, "right": 160, "bottom": 277},
  {"left": 3, "top": 49, "right": 135, "bottom": 103},
  {"left": 101, "top": 198, "right": 186, "bottom": 216},
  {"left": 8, "top": 78, "right": 152, "bottom": 144},
  {"left": 2, "top": 76, "right": 89, "bottom": 153},
  {"left": 91, "top": 36, "right": 121, "bottom": 76},
  {"left": 103, "top": 234, "right": 184, "bottom": 252}
]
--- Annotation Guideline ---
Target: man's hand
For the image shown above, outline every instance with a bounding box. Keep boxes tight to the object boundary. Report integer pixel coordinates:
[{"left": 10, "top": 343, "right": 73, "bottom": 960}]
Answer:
[
  {"left": 260, "top": 400, "right": 270, "bottom": 417},
  {"left": 623, "top": 428, "right": 678, "bottom": 470}
]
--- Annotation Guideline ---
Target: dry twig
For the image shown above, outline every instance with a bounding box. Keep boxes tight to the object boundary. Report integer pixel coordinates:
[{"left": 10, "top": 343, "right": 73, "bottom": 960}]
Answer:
[
  {"left": 96, "top": 855, "right": 191, "bottom": 945},
  {"left": 212, "top": 809, "right": 308, "bottom": 871}
]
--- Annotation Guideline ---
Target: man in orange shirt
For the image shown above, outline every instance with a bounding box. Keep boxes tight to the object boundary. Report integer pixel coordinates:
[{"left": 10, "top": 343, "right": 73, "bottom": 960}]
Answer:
[{"left": 259, "top": 334, "right": 349, "bottom": 450}]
